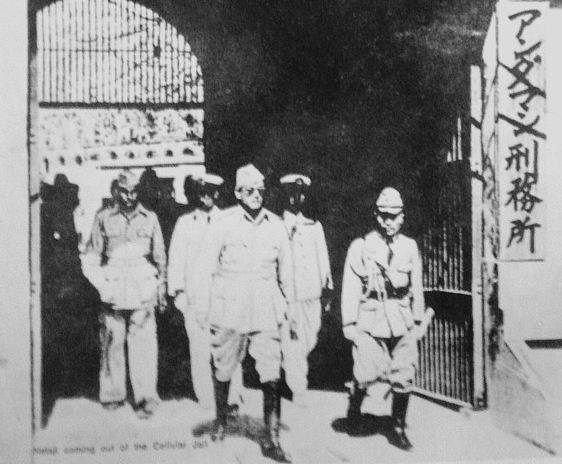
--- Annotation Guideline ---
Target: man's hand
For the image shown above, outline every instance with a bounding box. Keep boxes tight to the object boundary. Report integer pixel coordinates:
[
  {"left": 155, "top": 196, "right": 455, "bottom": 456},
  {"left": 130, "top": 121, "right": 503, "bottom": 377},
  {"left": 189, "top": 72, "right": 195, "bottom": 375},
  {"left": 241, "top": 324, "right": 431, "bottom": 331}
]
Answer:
[
  {"left": 411, "top": 321, "right": 423, "bottom": 340},
  {"left": 411, "top": 307, "right": 435, "bottom": 340},
  {"left": 286, "top": 303, "right": 299, "bottom": 340},
  {"left": 157, "top": 282, "right": 167, "bottom": 312},
  {"left": 343, "top": 324, "right": 358, "bottom": 343}
]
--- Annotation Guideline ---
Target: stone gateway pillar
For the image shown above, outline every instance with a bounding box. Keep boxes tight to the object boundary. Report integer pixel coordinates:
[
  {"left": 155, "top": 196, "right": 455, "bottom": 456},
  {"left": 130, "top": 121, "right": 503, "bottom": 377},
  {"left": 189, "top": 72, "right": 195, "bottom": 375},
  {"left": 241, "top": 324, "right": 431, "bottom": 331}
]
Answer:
[{"left": 0, "top": 1, "right": 33, "bottom": 463}]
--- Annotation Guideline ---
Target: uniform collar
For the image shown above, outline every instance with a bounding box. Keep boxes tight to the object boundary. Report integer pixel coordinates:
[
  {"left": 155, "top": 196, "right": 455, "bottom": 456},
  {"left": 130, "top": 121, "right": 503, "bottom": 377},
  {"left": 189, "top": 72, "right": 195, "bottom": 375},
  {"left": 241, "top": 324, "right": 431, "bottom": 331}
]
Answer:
[
  {"left": 366, "top": 230, "right": 402, "bottom": 246},
  {"left": 110, "top": 202, "right": 148, "bottom": 218},
  {"left": 196, "top": 205, "right": 218, "bottom": 215},
  {"left": 237, "top": 204, "right": 271, "bottom": 225},
  {"left": 195, "top": 205, "right": 219, "bottom": 220},
  {"left": 283, "top": 210, "right": 297, "bottom": 227}
]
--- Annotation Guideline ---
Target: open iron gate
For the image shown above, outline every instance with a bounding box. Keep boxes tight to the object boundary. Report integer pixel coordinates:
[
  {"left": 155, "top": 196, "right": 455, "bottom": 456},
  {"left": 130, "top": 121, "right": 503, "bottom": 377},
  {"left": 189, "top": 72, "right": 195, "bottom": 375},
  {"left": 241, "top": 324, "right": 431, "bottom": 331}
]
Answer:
[{"left": 415, "top": 119, "right": 477, "bottom": 408}]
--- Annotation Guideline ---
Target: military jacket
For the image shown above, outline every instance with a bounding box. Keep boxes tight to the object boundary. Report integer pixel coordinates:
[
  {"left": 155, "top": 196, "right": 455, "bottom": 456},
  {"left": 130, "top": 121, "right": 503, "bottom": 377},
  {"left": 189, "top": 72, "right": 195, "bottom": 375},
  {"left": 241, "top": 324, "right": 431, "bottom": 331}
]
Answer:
[
  {"left": 82, "top": 203, "right": 166, "bottom": 310},
  {"left": 341, "top": 230, "right": 424, "bottom": 338},
  {"left": 194, "top": 205, "right": 295, "bottom": 333},
  {"left": 167, "top": 206, "right": 220, "bottom": 304},
  {"left": 283, "top": 211, "right": 333, "bottom": 301}
]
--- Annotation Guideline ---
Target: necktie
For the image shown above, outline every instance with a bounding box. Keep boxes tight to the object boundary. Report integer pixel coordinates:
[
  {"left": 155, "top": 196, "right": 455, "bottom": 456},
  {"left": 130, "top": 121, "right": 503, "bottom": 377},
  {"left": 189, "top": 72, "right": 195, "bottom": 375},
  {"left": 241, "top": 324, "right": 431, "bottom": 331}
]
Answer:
[{"left": 387, "top": 240, "right": 394, "bottom": 266}]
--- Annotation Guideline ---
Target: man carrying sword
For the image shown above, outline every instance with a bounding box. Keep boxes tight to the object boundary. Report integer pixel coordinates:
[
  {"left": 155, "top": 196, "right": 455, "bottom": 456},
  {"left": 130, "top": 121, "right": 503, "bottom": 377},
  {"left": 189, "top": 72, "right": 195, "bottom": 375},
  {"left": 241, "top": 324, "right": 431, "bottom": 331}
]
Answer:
[{"left": 341, "top": 186, "right": 429, "bottom": 450}]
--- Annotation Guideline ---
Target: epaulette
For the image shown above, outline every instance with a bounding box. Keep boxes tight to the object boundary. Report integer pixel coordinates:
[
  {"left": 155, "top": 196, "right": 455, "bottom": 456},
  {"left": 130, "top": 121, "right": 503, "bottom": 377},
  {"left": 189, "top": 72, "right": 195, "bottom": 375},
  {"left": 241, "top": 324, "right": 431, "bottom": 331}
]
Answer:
[
  {"left": 98, "top": 204, "right": 119, "bottom": 220},
  {"left": 263, "top": 208, "right": 282, "bottom": 221}
]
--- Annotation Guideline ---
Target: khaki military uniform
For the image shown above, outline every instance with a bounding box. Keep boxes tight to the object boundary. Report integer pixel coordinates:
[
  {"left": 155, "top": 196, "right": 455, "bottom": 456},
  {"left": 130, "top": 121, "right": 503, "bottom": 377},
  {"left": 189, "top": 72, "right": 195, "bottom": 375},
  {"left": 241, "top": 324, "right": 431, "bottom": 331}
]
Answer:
[
  {"left": 281, "top": 211, "right": 333, "bottom": 395},
  {"left": 83, "top": 203, "right": 166, "bottom": 405},
  {"left": 194, "top": 205, "right": 295, "bottom": 383},
  {"left": 341, "top": 230, "right": 424, "bottom": 391}
]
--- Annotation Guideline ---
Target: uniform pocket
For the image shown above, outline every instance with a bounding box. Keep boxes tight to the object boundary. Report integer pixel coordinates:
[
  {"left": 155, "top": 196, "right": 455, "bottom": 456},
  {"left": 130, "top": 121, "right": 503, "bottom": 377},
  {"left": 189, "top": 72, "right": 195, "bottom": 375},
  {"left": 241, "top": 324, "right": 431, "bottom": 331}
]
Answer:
[
  {"left": 102, "top": 266, "right": 122, "bottom": 305},
  {"left": 138, "top": 264, "right": 158, "bottom": 305},
  {"left": 135, "top": 225, "right": 153, "bottom": 251},
  {"left": 357, "top": 299, "right": 386, "bottom": 331},
  {"left": 136, "top": 225, "right": 153, "bottom": 238},
  {"left": 220, "top": 240, "right": 246, "bottom": 266},
  {"left": 262, "top": 243, "right": 280, "bottom": 262},
  {"left": 105, "top": 222, "right": 123, "bottom": 238}
]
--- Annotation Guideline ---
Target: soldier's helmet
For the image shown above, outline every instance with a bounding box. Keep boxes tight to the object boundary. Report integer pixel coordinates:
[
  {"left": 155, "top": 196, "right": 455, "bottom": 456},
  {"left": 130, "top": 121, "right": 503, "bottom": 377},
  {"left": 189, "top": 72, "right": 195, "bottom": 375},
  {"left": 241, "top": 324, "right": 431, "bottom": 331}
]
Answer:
[{"left": 376, "top": 187, "right": 403, "bottom": 214}]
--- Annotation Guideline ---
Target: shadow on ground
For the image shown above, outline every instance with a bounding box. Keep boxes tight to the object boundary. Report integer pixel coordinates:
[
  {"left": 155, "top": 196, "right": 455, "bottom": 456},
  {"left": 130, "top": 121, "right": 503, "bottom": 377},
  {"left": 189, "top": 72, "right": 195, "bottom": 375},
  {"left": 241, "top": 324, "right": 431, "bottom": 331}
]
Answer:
[
  {"left": 332, "top": 413, "right": 395, "bottom": 439},
  {"left": 192, "top": 414, "right": 271, "bottom": 444}
]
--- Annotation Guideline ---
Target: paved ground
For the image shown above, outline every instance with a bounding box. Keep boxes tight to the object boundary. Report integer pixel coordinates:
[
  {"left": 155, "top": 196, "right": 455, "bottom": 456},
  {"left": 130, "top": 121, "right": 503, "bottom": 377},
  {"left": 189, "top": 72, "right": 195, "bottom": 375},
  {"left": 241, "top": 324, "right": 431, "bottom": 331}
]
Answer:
[
  {"left": 526, "top": 347, "right": 562, "bottom": 405},
  {"left": 33, "top": 386, "right": 555, "bottom": 464}
]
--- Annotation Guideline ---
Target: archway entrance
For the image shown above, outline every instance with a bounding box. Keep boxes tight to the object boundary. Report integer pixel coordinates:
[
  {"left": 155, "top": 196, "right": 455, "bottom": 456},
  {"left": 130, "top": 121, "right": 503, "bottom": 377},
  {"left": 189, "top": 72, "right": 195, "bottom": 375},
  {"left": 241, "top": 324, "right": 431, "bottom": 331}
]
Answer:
[{"left": 31, "top": 0, "right": 205, "bottom": 428}]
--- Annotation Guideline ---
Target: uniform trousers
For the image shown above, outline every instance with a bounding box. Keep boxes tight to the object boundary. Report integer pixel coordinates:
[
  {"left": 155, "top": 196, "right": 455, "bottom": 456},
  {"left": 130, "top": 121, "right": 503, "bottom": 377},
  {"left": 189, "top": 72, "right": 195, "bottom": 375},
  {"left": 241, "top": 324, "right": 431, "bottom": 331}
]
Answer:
[
  {"left": 99, "top": 307, "right": 159, "bottom": 405},
  {"left": 352, "top": 328, "right": 418, "bottom": 392},
  {"left": 182, "top": 309, "right": 244, "bottom": 408},
  {"left": 210, "top": 326, "right": 282, "bottom": 384},
  {"left": 281, "top": 299, "right": 322, "bottom": 394}
]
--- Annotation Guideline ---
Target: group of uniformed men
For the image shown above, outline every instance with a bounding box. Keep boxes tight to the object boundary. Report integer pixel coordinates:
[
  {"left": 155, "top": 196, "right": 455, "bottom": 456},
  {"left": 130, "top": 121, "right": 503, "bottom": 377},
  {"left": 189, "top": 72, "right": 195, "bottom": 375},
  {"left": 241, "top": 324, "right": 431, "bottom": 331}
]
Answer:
[{"left": 80, "top": 163, "right": 427, "bottom": 462}]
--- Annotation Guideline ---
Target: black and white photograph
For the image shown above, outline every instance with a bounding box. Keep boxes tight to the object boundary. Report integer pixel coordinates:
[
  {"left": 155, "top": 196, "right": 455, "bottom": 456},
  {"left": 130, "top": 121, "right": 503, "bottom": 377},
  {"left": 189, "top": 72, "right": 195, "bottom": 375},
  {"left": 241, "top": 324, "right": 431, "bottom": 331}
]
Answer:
[{"left": 1, "top": 0, "right": 561, "bottom": 463}]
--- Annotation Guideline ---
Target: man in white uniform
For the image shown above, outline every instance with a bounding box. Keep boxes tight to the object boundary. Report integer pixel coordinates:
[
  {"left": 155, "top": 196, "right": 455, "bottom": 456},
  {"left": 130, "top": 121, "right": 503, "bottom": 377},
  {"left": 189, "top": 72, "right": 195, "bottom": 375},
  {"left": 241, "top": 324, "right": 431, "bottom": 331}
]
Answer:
[
  {"left": 279, "top": 174, "right": 333, "bottom": 406},
  {"left": 168, "top": 173, "right": 245, "bottom": 411}
]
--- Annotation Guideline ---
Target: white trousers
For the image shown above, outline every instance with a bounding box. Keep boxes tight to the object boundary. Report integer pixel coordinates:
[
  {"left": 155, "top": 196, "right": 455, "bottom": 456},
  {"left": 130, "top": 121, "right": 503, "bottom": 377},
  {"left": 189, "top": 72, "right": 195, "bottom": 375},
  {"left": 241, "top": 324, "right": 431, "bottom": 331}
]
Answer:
[
  {"left": 99, "top": 308, "right": 159, "bottom": 405},
  {"left": 282, "top": 299, "right": 322, "bottom": 395}
]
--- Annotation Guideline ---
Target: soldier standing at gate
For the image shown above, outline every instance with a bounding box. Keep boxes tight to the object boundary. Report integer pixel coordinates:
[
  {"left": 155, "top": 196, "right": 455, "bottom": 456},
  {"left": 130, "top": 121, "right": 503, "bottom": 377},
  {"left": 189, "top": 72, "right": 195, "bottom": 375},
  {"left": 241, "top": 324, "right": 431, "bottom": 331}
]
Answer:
[
  {"left": 194, "top": 164, "right": 295, "bottom": 463},
  {"left": 168, "top": 173, "right": 245, "bottom": 412},
  {"left": 82, "top": 169, "right": 167, "bottom": 419},
  {"left": 279, "top": 173, "right": 333, "bottom": 406},
  {"left": 341, "top": 187, "right": 425, "bottom": 450}
]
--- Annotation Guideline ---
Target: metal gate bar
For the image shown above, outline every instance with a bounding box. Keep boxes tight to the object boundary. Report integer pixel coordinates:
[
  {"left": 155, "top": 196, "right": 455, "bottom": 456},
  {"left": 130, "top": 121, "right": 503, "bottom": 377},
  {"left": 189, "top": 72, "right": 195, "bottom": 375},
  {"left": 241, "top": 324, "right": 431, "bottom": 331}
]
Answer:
[
  {"left": 418, "top": 131, "right": 475, "bottom": 407},
  {"left": 415, "top": 291, "right": 474, "bottom": 406},
  {"left": 37, "top": 0, "right": 203, "bottom": 105}
]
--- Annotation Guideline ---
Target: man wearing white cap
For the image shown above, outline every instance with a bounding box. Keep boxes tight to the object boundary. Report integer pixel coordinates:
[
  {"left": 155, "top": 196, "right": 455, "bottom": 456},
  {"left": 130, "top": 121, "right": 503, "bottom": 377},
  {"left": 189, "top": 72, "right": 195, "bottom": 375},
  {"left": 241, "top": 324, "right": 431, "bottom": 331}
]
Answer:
[
  {"left": 194, "top": 164, "right": 295, "bottom": 462},
  {"left": 279, "top": 173, "right": 333, "bottom": 406},
  {"left": 168, "top": 173, "right": 245, "bottom": 412},
  {"left": 82, "top": 169, "right": 167, "bottom": 419},
  {"left": 341, "top": 186, "right": 425, "bottom": 450}
]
